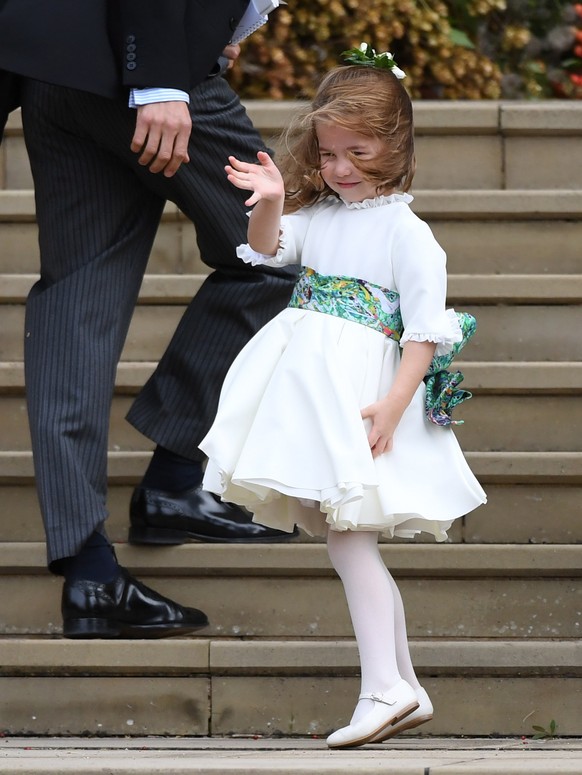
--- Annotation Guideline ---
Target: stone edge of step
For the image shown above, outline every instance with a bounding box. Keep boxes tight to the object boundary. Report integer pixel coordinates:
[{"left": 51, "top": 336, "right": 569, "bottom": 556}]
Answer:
[
  {"left": 1, "top": 541, "right": 581, "bottom": 577},
  {"left": 2, "top": 362, "right": 582, "bottom": 397},
  {"left": 2, "top": 450, "right": 582, "bottom": 484},
  {"left": 0, "top": 636, "right": 580, "bottom": 676},
  {"left": 3, "top": 274, "right": 582, "bottom": 305},
  {"left": 2, "top": 189, "right": 582, "bottom": 221},
  {"left": 6, "top": 101, "right": 582, "bottom": 135}
]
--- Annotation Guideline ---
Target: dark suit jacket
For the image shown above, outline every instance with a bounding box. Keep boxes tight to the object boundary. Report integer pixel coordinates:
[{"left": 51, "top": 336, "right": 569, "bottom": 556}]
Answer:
[{"left": 0, "top": 0, "right": 247, "bottom": 137}]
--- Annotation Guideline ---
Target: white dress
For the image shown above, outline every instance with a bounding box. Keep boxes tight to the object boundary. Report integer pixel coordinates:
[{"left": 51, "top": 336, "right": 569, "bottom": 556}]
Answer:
[{"left": 200, "top": 193, "right": 486, "bottom": 541}]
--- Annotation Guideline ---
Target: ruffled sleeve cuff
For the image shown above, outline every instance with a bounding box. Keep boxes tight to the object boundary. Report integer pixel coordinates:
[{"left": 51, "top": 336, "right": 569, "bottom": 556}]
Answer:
[
  {"left": 236, "top": 222, "right": 298, "bottom": 268},
  {"left": 401, "top": 308, "right": 463, "bottom": 357},
  {"left": 236, "top": 243, "right": 282, "bottom": 267}
]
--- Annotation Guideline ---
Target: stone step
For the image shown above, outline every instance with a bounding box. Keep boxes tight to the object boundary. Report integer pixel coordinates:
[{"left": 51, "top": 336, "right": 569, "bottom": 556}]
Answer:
[
  {"left": 228, "top": 100, "right": 582, "bottom": 192},
  {"left": 1, "top": 543, "right": 580, "bottom": 638},
  {"left": 2, "top": 98, "right": 580, "bottom": 754},
  {"left": 5, "top": 541, "right": 581, "bottom": 576},
  {"left": 3, "top": 635, "right": 578, "bottom": 679},
  {"left": 4, "top": 101, "right": 582, "bottom": 191},
  {"left": 2, "top": 481, "right": 581, "bottom": 546},
  {"left": 3, "top": 189, "right": 581, "bottom": 222},
  {"left": 3, "top": 273, "right": 582, "bottom": 304},
  {"left": 0, "top": 191, "right": 200, "bottom": 282},
  {"left": 2, "top": 450, "right": 582, "bottom": 485},
  {"left": 1, "top": 189, "right": 582, "bottom": 276},
  {"left": 2, "top": 361, "right": 582, "bottom": 396},
  {"left": 2, "top": 393, "right": 581, "bottom": 453},
  {"left": 1, "top": 739, "right": 582, "bottom": 775},
  {"left": 2, "top": 303, "right": 581, "bottom": 363},
  {"left": 0, "top": 637, "right": 580, "bottom": 737},
  {"left": 2, "top": 272, "right": 581, "bottom": 364}
]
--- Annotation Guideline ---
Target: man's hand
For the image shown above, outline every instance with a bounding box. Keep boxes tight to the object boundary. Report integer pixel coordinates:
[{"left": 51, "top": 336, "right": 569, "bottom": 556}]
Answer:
[
  {"left": 131, "top": 101, "right": 192, "bottom": 177},
  {"left": 223, "top": 43, "right": 241, "bottom": 69}
]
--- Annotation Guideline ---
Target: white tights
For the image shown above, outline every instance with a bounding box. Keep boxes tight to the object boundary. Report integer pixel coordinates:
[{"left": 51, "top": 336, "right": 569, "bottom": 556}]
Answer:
[{"left": 326, "top": 528, "right": 421, "bottom": 724}]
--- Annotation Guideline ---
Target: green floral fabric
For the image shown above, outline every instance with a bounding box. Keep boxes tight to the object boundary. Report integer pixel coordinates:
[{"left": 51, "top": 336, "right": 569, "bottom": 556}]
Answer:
[
  {"left": 289, "top": 266, "right": 403, "bottom": 339},
  {"left": 288, "top": 267, "right": 476, "bottom": 426}
]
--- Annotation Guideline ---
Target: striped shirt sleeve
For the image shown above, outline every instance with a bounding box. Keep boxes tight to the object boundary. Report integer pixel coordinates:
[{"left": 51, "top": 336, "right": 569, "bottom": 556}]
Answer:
[{"left": 128, "top": 87, "right": 190, "bottom": 108}]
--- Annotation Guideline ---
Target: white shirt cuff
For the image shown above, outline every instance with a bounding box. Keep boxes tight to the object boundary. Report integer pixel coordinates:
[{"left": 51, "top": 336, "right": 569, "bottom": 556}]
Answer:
[{"left": 128, "top": 87, "right": 190, "bottom": 108}]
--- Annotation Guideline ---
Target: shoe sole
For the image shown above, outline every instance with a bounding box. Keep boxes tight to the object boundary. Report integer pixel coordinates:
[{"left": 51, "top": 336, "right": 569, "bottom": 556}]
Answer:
[
  {"left": 372, "top": 712, "right": 434, "bottom": 743},
  {"left": 62, "top": 617, "right": 209, "bottom": 639},
  {"left": 327, "top": 700, "right": 420, "bottom": 749},
  {"left": 128, "top": 525, "right": 299, "bottom": 545}
]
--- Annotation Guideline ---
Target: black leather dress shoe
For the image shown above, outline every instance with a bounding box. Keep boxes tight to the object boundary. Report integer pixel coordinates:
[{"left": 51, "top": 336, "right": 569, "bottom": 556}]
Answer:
[
  {"left": 128, "top": 485, "right": 299, "bottom": 545},
  {"left": 61, "top": 567, "right": 209, "bottom": 639}
]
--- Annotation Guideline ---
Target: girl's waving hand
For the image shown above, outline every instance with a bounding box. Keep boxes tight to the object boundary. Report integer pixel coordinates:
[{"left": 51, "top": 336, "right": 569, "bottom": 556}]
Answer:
[{"left": 225, "top": 151, "right": 285, "bottom": 207}]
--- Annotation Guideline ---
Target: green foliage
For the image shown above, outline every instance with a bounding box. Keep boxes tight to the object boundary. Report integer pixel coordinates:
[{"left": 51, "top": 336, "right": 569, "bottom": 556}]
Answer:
[
  {"left": 532, "top": 719, "right": 558, "bottom": 739},
  {"left": 449, "top": 28, "right": 475, "bottom": 49}
]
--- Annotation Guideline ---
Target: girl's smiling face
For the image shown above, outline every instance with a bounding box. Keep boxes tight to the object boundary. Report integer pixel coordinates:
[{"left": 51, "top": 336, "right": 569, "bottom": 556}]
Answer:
[{"left": 316, "top": 123, "right": 386, "bottom": 203}]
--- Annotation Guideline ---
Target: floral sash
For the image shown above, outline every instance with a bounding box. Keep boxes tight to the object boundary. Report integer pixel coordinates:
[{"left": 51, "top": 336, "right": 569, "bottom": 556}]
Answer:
[{"left": 288, "top": 267, "right": 476, "bottom": 426}]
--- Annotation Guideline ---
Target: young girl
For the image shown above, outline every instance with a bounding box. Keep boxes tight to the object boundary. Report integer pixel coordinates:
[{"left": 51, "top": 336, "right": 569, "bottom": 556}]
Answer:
[{"left": 200, "top": 45, "right": 486, "bottom": 749}]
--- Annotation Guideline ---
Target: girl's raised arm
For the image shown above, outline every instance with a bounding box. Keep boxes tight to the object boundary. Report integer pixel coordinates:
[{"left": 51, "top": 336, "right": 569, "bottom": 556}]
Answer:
[{"left": 225, "top": 150, "right": 285, "bottom": 255}]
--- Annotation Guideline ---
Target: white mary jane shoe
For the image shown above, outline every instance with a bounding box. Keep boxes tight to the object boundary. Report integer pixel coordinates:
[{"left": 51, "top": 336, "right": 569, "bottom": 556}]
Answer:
[
  {"left": 369, "top": 686, "right": 433, "bottom": 743},
  {"left": 326, "top": 679, "right": 419, "bottom": 749}
]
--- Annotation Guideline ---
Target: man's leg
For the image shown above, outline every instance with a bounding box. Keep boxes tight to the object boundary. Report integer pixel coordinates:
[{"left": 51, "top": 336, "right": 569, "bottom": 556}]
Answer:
[
  {"left": 0, "top": 69, "right": 20, "bottom": 141},
  {"left": 21, "top": 80, "right": 208, "bottom": 636},
  {"left": 128, "top": 76, "right": 297, "bottom": 455},
  {"left": 125, "top": 77, "right": 298, "bottom": 543},
  {"left": 21, "top": 80, "right": 164, "bottom": 566}
]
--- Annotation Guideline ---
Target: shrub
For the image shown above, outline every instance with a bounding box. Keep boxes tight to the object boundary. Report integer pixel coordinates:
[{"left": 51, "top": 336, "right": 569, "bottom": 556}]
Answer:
[{"left": 227, "top": 0, "right": 582, "bottom": 99}]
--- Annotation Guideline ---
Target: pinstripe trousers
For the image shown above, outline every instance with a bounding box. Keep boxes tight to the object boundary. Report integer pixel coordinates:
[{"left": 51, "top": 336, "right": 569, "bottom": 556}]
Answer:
[{"left": 20, "top": 77, "right": 297, "bottom": 567}]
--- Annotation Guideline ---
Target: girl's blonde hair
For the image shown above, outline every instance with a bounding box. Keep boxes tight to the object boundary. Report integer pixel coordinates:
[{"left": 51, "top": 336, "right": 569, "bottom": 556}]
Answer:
[{"left": 279, "top": 65, "right": 415, "bottom": 213}]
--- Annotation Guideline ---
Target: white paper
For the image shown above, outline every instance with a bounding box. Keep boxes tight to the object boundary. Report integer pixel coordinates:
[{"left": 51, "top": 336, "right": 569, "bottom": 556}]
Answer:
[{"left": 231, "top": 0, "right": 281, "bottom": 44}]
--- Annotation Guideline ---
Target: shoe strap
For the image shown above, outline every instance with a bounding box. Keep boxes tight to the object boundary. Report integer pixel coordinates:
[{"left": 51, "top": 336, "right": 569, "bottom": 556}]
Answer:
[{"left": 358, "top": 691, "right": 398, "bottom": 706}]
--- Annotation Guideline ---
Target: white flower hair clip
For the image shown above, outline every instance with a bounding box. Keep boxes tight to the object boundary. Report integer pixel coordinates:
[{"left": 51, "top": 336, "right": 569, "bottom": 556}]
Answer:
[{"left": 341, "top": 42, "right": 406, "bottom": 79}]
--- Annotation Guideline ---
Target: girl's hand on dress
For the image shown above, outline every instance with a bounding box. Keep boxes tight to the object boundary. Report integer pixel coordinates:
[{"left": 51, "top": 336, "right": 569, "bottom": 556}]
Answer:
[
  {"left": 361, "top": 398, "right": 402, "bottom": 458},
  {"left": 225, "top": 151, "right": 285, "bottom": 207},
  {"left": 361, "top": 341, "right": 436, "bottom": 458}
]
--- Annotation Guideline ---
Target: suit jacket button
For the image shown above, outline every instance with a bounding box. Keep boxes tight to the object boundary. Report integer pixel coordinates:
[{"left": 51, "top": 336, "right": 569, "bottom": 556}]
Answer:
[
  {"left": 126, "top": 52, "right": 136, "bottom": 61},
  {"left": 126, "top": 34, "right": 136, "bottom": 43},
  {"left": 126, "top": 62, "right": 137, "bottom": 70},
  {"left": 126, "top": 43, "right": 136, "bottom": 52}
]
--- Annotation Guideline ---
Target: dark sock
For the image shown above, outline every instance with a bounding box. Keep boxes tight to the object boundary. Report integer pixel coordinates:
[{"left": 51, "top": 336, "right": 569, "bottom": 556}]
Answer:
[
  {"left": 60, "top": 531, "right": 119, "bottom": 584},
  {"left": 140, "top": 445, "right": 203, "bottom": 492}
]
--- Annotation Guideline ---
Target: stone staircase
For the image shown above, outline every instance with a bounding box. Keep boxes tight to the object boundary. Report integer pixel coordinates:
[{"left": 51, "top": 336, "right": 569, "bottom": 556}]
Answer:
[{"left": 0, "top": 102, "right": 581, "bottom": 740}]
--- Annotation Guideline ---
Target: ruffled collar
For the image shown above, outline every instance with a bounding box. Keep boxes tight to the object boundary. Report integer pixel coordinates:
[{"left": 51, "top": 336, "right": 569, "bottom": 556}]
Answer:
[{"left": 339, "top": 192, "right": 413, "bottom": 209}]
